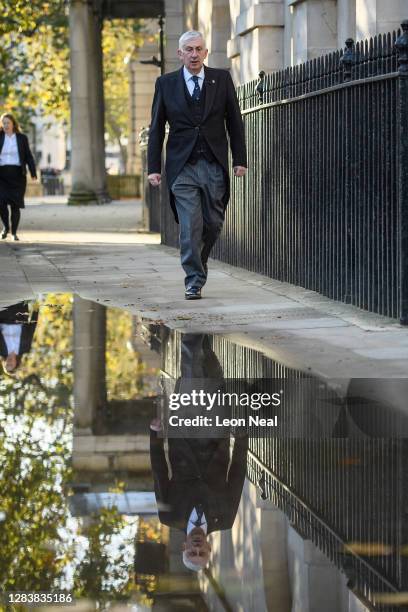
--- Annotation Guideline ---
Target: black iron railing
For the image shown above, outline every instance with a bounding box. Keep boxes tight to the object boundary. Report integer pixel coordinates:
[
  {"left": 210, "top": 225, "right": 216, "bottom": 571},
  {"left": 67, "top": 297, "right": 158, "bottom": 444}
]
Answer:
[
  {"left": 246, "top": 445, "right": 404, "bottom": 612},
  {"left": 140, "top": 21, "right": 408, "bottom": 322}
]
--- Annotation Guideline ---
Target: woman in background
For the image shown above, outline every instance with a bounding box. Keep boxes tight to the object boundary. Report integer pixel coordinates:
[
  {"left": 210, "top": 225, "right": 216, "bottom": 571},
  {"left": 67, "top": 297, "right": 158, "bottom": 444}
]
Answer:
[
  {"left": 0, "top": 113, "right": 37, "bottom": 241},
  {"left": 0, "top": 302, "right": 39, "bottom": 375}
]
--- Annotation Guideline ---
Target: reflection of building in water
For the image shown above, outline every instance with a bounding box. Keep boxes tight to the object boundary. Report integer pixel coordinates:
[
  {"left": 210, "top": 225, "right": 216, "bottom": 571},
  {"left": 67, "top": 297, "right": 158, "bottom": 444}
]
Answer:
[
  {"left": 49, "top": 304, "right": 408, "bottom": 610},
  {"left": 159, "top": 328, "right": 408, "bottom": 612},
  {"left": 72, "top": 296, "right": 161, "bottom": 493}
]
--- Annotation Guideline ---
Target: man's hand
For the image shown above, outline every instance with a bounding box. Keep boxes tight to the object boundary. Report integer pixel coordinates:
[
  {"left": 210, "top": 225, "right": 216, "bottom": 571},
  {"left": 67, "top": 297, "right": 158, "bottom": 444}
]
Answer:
[
  {"left": 148, "top": 173, "right": 161, "bottom": 187},
  {"left": 150, "top": 417, "right": 163, "bottom": 432},
  {"left": 233, "top": 166, "right": 247, "bottom": 177}
]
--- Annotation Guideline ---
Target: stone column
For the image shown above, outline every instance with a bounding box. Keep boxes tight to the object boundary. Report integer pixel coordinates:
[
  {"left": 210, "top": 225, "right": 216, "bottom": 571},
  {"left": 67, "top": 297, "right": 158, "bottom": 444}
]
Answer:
[
  {"left": 198, "top": 0, "right": 231, "bottom": 69},
  {"left": 287, "top": 527, "right": 346, "bottom": 612},
  {"left": 289, "top": 0, "right": 337, "bottom": 65},
  {"left": 227, "top": 1, "right": 285, "bottom": 84},
  {"left": 88, "top": 9, "right": 110, "bottom": 202},
  {"left": 164, "top": 0, "right": 185, "bottom": 73},
  {"left": 337, "top": 0, "right": 356, "bottom": 48},
  {"left": 184, "top": 0, "right": 198, "bottom": 30},
  {"left": 356, "top": 0, "right": 408, "bottom": 40},
  {"left": 73, "top": 296, "right": 106, "bottom": 431},
  {"left": 127, "top": 22, "right": 160, "bottom": 174},
  {"left": 228, "top": 0, "right": 241, "bottom": 84},
  {"left": 68, "top": 0, "right": 110, "bottom": 205},
  {"left": 128, "top": 59, "right": 138, "bottom": 175},
  {"left": 257, "top": 498, "right": 291, "bottom": 612}
]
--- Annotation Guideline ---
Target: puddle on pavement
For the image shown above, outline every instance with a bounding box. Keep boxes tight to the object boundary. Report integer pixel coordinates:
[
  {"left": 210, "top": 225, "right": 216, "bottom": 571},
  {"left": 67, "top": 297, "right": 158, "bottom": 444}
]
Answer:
[{"left": 0, "top": 294, "right": 407, "bottom": 611}]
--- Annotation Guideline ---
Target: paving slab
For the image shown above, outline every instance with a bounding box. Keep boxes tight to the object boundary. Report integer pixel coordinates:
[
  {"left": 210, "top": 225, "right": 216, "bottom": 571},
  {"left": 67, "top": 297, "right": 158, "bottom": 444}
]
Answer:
[
  {"left": 17, "top": 231, "right": 160, "bottom": 244},
  {"left": 0, "top": 196, "right": 406, "bottom": 379},
  {"left": 23, "top": 197, "right": 143, "bottom": 231},
  {"left": 1, "top": 237, "right": 408, "bottom": 380}
]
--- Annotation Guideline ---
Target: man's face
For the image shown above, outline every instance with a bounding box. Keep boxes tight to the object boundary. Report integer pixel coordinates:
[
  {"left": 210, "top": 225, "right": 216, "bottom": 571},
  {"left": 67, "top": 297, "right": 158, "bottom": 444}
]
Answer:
[
  {"left": 183, "top": 527, "right": 211, "bottom": 568},
  {"left": 178, "top": 37, "right": 208, "bottom": 74}
]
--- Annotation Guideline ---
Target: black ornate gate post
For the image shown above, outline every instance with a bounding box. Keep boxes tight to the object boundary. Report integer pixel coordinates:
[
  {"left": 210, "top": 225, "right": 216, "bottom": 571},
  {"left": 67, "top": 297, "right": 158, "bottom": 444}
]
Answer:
[
  {"left": 396, "top": 21, "right": 408, "bottom": 324},
  {"left": 340, "top": 39, "right": 356, "bottom": 304}
]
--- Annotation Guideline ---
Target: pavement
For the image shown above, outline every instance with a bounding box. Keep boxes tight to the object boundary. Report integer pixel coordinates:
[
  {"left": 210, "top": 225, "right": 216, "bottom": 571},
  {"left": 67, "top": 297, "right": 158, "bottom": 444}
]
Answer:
[
  {"left": 20, "top": 196, "right": 157, "bottom": 243},
  {"left": 1, "top": 196, "right": 408, "bottom": 380}
]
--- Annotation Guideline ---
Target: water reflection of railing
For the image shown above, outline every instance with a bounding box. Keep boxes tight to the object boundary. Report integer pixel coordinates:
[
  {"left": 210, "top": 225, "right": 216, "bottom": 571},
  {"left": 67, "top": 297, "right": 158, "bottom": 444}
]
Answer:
[
  {"left": 248, "top": 444, "right": 402, "bottom": 612},
  {"left": 213, "top": 336, "right": 407, "bottom": 610},
  {"left": 158, "top": 328, "right": 408, "bottom": 612}
]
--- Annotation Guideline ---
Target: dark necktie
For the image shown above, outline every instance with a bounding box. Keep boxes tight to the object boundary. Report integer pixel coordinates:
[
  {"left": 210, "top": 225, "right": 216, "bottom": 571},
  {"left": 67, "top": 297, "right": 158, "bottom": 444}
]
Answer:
[
  {"left": 191, "top": 75, "right": 201, "bottom": 102},
  {"left": 194, "top": 504, "right": 204, "bottom": 527}
]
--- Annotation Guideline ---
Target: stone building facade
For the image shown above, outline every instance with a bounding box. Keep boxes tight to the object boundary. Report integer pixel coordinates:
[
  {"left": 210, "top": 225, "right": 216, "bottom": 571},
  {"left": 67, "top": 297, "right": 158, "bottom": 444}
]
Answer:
[
  {"left": 68, "top": 0, "right": 406, "bottom": 203},
  {"left": 162, "top": 0, "right": 408, "bottom": 84}
]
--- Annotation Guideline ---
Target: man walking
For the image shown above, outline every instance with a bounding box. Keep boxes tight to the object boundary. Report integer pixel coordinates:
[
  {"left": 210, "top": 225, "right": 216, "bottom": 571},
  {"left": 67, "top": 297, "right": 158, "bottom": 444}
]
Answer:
[
  {"left": 150, "top": 333, "right": 248, "bottom": 572},
  {"left": 148, "top": 30, "right": 247, "bottom": 300}
]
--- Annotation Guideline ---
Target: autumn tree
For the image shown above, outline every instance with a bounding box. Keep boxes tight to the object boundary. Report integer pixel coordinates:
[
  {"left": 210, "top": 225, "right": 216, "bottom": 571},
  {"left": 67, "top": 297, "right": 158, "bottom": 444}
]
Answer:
[
  {"left": 103, "top": 19, "right": 145, "bottom": 171},
  {"left": 0, "top": 2, "right": 145, "bottom": 170},
  {"left": 0, "top": 0, "right": 69, "bottom": 126},
  {"left": 0, "top": 295, "right": 140, "bottom": 601}
]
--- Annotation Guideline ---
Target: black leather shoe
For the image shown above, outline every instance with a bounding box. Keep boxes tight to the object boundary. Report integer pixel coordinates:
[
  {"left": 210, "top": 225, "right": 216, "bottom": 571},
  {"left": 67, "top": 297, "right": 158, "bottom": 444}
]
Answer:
[
  {"left": 12, "top": 234, "right": 19, "bottom": 241},
  {"left": 185, "top": 287, "right": 202, "bottom": 300},
  {"left": 1, "top": 230, "right": 8, "bottom": 239}
]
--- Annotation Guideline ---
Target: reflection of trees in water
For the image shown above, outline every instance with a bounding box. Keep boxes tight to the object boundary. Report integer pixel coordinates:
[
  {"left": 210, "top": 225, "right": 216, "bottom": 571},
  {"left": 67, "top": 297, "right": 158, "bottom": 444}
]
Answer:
[
  {"left": 0, "top": 421, "right": 135, "bottom": 598},
  {"left": 0, "top": 295, "right": 74, "bottom": 591},
  {"left": 0, "top": 407, "right": 72, "bottom": 591},
  {"left": 0, "top": 294, "right": 152, "bottom": 605},
  {"left": 72, "top": 506, "right": 135, "bottom": 605},
  {"left": 106, "top": 308, "right": 159, "bottom": 402}
]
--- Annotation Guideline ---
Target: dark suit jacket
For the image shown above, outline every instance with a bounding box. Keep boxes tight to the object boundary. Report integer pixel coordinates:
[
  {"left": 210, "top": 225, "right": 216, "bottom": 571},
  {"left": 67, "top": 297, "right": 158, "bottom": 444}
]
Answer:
[
  {"left": 150, "top": 432, "right": 248, "bottom": 533},
  {"left": 0, "top": 302, "right": 38, "bottom": 357},
  {"left": 0, "top": 131, "right": 37, "bottom": 179},
  {"left": 147, "top": 65, "right": 247, "bottom": 222}
]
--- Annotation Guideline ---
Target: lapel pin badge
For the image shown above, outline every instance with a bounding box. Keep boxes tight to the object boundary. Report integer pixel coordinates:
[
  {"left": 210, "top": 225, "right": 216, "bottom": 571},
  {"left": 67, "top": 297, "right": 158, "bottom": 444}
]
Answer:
[{"left": 212, "top": 79, "right": 215, "bottom": 83}]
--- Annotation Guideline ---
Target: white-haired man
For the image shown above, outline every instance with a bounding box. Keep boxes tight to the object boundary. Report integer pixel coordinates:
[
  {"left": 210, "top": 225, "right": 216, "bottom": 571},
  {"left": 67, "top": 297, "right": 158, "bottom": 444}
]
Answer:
[
  {"left": 148, "top": 31, "right": 247, "bottom": 299},
  {"left": 150, "top": 420, "right": 248, "bottom": 572},
  {"left": 149, "top": 334, "right": 248, "bottom": 572}
]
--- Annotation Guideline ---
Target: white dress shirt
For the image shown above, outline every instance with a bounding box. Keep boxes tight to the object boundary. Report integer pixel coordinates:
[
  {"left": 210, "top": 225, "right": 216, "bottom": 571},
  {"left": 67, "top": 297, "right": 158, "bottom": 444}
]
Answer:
[
  {"left": 0, "top": 324, "right": 22, "bottom": 355},
  {"left": 183, "top": 66, "right": 205, "bottom": 97},
  {"left": 187, "top": 507, "right": 208, "bottom": 534},
  {"left": 0, "top": 133, "right": 21, "bottom": 166}
]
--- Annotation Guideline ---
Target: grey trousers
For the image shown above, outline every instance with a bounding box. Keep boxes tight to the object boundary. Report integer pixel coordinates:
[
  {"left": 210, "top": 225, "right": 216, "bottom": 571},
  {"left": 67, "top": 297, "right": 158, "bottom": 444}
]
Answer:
[{"left": 171, "top": 159, "right": 226, "bottom": 289}]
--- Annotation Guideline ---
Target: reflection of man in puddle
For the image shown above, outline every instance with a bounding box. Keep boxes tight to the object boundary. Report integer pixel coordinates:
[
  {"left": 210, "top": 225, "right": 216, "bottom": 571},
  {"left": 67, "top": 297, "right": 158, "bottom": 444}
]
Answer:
[
  {"left": 0, "top": 301, "right": 38, "bottom": 375},
  {"left": 150, "top": 334, "right": 248, "bottom": 572}
]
